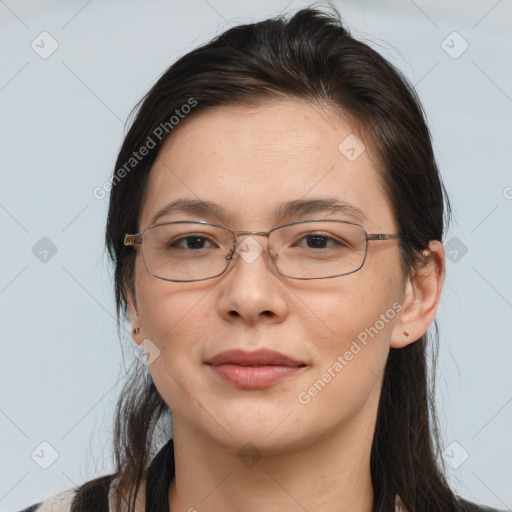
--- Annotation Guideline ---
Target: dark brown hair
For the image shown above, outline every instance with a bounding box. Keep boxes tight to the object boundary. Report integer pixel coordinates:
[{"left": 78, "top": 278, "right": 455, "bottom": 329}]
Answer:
[{"left": 74, "top": 6, "right": 462, "bottom": 511}]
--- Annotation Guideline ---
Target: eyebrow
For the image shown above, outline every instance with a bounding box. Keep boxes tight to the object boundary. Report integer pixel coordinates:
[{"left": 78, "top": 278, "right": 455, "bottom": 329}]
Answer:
[
  {"left": 148, "top": 197, "right": 367, "bottom": 226},
  {"left": 149, "top": 199, "right": 224, "bottom": 226}
]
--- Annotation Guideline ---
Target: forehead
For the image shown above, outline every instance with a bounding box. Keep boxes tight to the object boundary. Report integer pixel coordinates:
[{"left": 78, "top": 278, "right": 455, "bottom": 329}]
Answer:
[{"left": 139, "top": 99, "right": 394, "bottom": 232}]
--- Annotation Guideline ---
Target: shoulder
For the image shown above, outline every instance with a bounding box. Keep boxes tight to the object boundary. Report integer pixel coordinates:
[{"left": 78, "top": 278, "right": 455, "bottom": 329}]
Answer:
[
  {"left": 16, "top": 488, "right": 76, "bottom": 512},
  {"left": 15, "top": 474, "right": 114, "bottom": 512}
]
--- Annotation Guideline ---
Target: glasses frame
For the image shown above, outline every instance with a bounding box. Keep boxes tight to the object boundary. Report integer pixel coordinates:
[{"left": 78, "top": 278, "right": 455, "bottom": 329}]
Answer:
[{"left": 124, "top": 219, "right": 401, "bottom": 282}]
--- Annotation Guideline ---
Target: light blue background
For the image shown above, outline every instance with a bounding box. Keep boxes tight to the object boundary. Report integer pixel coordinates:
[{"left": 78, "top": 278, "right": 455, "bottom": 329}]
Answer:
[{"left": 1, "top": 1, "right": 511, "bottom": 510}]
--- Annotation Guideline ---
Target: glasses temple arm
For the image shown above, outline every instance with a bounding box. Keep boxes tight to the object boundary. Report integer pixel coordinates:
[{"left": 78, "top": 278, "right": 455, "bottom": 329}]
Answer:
[
  {"left": 366, "top": 234, "right": 401, "bottom": 241},
  {"left": 124, "top": 234, "right": 143, "bottom": 246}
]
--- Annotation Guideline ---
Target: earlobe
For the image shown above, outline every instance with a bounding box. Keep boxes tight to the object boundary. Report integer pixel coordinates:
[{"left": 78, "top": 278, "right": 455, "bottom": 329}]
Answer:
[
  {"left": 126, "top": 291, "right": 143, "bottom": 345},
  {"left": 390, "top": 276, "right": 420, "bottom": 348},
  {"left": 390, "top": 240, "right": 445, "bottom": 349}
]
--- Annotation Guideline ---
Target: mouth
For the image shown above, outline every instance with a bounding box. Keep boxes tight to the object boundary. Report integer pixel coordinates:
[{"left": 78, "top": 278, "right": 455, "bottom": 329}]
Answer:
[{"left": 205, "top": 349, "right": 307, "bottom": 389}]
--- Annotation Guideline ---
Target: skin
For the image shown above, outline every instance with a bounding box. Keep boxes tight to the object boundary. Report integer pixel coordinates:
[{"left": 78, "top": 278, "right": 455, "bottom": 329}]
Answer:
[{"left": 126, "top": 99, "right": 445, "bottom": 512}]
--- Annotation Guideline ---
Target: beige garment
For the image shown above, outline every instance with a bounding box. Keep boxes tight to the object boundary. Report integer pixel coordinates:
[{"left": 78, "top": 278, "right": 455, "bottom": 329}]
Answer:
[
  {"left": 28, "top": 489, "right": 75, "bottom": 512},
  {"left": 107, "top": 476, "right": 146, "bottom": 512}
]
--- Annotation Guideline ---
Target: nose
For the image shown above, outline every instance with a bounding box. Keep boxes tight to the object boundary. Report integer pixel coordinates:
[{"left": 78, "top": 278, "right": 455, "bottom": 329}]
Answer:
[{"left": 216, "top": 235, "right": 289, "bottom": 326}]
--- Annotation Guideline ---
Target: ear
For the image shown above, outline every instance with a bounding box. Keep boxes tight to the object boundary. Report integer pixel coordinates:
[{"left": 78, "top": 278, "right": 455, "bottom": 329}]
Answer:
[
  {"left": 126, "top": 288, "right": 144, "bottom": 346},
  {"left": 390, "top": 240, "right": 445, "bottom": 348}
]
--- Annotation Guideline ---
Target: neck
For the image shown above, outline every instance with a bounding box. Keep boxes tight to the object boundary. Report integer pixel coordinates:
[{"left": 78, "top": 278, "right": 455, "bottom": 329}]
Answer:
[{"left": 168, "top": 410, "right": 377, "bottom": 512}]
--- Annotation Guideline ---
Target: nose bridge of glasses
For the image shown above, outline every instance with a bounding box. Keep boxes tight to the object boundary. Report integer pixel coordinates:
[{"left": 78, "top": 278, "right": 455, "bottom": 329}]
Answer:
[
  {"left": 232, "top": 229, "right": 271, "bottom": 249},
  {"left": 229, "top": 229, "right": 280, "bottom": 267},
  {"left": 234, "top": 229, "right": 270, "bottom": 238}
]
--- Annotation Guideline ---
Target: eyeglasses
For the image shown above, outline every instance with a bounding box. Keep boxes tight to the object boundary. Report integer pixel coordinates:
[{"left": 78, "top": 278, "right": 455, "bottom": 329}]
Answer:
[{"left": 124, "top": 219, "right": 400, "bottom": 282}]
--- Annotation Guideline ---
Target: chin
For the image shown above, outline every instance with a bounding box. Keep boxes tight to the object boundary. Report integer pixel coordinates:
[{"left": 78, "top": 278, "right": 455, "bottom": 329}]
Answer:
[
  {"left": 198, "top": 406, "right": 316, "bottom": 453},
  {"left": 211, "top": 426, "right": 307, "bottom": 456}
]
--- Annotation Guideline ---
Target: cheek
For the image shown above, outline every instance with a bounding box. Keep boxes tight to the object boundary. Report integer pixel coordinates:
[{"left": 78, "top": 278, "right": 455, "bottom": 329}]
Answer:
[
  {"left": 296, "top": 266, "right": 403, "bottom": 404},
  {"left": 134, "top": 255, "right": 193, "bottom": 327},
  {"left": 295, "top": 289, "right": 400, "bottom": 424},
  {"left": 135, "top": 277, "right": 215, "bottom": 410},
  {"left": 312, "top": 292, "right": 397, "bottom": 380},
  {"left": 138, "top": 282, "right": 211, "bottom": 348},
  {"left": 299, "top": 270, "right": 402, "bottom": 347}
]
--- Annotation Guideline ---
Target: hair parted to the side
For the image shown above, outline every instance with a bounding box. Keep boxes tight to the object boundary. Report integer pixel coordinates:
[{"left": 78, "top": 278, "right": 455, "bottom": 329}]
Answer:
[{"left": 75, "top": 6, "right": 463, "bottom": 512}]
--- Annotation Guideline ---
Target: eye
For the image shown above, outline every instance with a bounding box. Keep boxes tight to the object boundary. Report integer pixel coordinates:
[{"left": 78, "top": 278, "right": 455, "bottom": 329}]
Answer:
[
  {"left": 296, "top": 233, "right": 349, "bottom": 250},
  {"left": 170, "top": 234, "right": 219, "bottom": 250}
]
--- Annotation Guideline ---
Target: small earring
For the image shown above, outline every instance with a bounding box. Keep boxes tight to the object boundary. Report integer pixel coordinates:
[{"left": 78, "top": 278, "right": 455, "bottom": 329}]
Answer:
[
  {"left": 133, "top": 327, "right": 140, "bottom": 335},
  {"left": 403, "top": 330, "right": 410, "bottom": 338}
]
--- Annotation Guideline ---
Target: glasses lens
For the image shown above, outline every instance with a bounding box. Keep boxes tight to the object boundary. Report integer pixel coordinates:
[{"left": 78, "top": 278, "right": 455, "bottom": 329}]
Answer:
[
  {"left": 270, "top": 220, "right": 367, "bottom": 278},
  {"left": 142, "top": 222, "right": 233, "bottom": 281}
]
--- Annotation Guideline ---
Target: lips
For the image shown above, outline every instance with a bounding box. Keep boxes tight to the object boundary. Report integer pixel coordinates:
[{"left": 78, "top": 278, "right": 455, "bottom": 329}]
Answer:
[
  {"left": 206, "top": 349, "right": 307, "bottom": 388},
  {"left": 207, "top": 349, "right": 305, "bottom": 367}
]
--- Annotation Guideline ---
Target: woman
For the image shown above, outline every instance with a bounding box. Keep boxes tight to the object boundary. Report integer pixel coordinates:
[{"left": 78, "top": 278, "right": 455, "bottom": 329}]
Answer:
[{"left": 18, "top": 6, "right": 504, "bottom": 512}]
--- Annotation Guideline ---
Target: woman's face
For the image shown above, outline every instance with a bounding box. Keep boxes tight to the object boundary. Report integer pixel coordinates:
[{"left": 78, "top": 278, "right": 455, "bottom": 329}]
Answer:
[{"left": 129, "top": 99, "right": 410, "bottom": 453}]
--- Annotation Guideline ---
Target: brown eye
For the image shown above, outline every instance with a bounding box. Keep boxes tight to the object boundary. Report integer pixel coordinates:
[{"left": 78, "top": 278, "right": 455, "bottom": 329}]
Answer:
[{"left": 170, "top": 235, "right": 218, "bottom": 250}]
